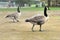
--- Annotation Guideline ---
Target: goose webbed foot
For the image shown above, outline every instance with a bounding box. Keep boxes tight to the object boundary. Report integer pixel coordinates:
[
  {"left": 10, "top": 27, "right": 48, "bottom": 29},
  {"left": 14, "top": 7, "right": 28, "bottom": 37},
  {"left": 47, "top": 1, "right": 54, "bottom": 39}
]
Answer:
[
  {"left": 32, "top": 30, "right": 34, "bottom": 32},
  {"left": 13, "top": 21, "right": 16, "bottom": 23},
  {"left": 17, "top": 20, "right": 19, "bottom": 22},
  {"left": 39, "top": 30, "right": 42, "bottom": 31}
]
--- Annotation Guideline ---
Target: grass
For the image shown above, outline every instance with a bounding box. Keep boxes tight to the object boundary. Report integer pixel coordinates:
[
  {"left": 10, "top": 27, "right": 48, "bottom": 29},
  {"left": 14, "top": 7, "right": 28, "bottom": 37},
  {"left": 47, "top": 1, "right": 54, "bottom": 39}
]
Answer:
[
  {"left": 0, "top": 10, "right": 60, "bottom": 40},
  {"left": 0, "top": 6, "right": 60, "bottom": 40},
  {"left": 0, "top": 7, "right": 60, "bottom": 12},
  {"left": 0, "top": 7, "right": 43, "bottom": 12},
  {"left": 50, "top": 7, "right": 60, "bottom": 10}
]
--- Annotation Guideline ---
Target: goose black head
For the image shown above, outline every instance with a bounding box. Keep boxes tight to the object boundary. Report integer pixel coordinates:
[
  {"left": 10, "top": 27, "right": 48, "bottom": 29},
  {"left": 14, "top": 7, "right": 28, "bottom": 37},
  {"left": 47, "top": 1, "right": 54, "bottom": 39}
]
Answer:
[
  {"left": 44, "top": 6, "right": 48, "bottom": 17},
  {"left": 17, "top": 6, "right": 20, "bottom": 13}
]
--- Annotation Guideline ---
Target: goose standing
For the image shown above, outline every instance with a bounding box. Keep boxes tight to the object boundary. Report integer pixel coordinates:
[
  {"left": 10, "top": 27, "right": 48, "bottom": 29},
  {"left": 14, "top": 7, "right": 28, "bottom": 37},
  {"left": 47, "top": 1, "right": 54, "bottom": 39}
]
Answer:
[
  {"left": 6, "top": 6, "right": 21, "bottom": 22},
  {"left": 25, "top": 6, "right": 49, "bottom": 32}
]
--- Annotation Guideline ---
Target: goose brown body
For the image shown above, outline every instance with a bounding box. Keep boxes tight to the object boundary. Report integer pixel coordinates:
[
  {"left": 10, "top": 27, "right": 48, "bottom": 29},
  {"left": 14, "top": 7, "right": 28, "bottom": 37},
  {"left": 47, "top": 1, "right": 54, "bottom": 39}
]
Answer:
[{"left": 26, "top": 16, "right": 46, "bottom": 25}]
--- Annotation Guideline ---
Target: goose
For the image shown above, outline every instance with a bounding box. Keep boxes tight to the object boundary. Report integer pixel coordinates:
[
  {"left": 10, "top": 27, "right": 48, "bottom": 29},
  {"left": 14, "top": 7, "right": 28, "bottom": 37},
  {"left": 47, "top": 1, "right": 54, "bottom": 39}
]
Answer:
[
  {"left": 5, "top": 6, "right": 21, "bottom": 22},
  {"left": 25, "top": 6, "right": 49, "bottom": 32}
]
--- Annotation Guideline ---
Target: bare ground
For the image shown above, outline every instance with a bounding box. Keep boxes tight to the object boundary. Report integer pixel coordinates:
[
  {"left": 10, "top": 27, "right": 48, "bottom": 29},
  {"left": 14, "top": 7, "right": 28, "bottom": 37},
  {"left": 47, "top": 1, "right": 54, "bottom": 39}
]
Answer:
[{"left": 0, "top": 10, "right": 60, "bottom": 40}]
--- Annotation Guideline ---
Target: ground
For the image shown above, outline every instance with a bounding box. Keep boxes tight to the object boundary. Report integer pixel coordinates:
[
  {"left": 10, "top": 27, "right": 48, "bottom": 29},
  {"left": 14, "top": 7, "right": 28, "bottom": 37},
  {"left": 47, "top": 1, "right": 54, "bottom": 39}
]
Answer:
[{"left": 0, "top": 10, "right": 60, "bottom": 40}]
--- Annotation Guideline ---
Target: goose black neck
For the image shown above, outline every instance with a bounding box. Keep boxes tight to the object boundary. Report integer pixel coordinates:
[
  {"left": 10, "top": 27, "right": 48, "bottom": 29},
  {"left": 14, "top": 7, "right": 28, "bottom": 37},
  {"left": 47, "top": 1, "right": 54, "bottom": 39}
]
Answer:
[
  {"left": 44, "top": 6, "right": 48, "bottom": 17},
  {"left": 17, "top": 6, "right": 20, "bottom": 13}
]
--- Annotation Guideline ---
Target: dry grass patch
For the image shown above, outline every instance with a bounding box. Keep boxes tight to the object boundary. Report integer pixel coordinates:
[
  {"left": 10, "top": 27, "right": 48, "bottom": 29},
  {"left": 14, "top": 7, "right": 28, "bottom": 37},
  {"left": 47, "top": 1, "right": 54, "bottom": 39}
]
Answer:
[{"left": 0, "top": 10, "right": 60, "bottom": 40}]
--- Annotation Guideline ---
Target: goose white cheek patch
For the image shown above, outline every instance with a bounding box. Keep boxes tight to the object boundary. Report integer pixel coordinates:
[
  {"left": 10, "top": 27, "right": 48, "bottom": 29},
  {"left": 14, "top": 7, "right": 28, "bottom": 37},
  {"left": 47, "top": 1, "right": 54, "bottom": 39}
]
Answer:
[{"left": 18, "top": 12, "right": 21, "bottom": 16}]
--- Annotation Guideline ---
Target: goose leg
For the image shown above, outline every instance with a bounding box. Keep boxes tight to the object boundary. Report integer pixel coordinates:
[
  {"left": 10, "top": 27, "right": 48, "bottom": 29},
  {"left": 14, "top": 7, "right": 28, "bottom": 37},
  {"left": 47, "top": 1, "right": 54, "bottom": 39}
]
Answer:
[
  {"left": 13, "top": 19, "right": 15, "bottom": 22},
  {"left": 39, "top": 25, "right": 42, "bottom": 31},
  {"left": 15, "top": 18, "right": 19, "bottom": 22},
  {"left": 15, "top": 19, "right": 19, "bottom": 22},
  {"left": 14, "top": 16, "right": 19, "bottom": 22},
  {"left": 32, "top": 24, "right": 35, "bottom": 32}
]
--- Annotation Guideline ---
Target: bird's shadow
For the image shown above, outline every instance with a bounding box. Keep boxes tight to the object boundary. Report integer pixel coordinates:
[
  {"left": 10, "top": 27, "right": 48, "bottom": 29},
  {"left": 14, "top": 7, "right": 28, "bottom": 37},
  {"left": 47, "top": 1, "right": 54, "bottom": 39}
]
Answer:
[
  {"left": 0, "top": 21, "right": 20, "bottom": 25},
  {"left": 19, "top": 30, "right": 48, "bottom": 33},
  {"left": 22, "top": 30, "right": 58, "bottom": 33}
]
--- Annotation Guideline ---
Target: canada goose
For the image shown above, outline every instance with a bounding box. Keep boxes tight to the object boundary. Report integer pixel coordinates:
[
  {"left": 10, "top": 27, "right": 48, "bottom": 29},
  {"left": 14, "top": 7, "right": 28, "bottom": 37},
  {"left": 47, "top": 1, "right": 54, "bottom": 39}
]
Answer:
[
  {"left": 25, "top": 6, "right": 49, "bottom": 32},
  {"left": 5, "top": 6, "right": 21, "bottom": 22}
]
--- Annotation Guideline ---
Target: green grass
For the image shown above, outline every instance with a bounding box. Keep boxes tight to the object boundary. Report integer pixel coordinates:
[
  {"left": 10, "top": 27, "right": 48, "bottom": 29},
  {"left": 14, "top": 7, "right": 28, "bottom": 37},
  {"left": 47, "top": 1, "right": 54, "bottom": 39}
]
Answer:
[
  {"left": 50, "top": 7, "right": 60, "bottom": 10},
  {"left": 0, "top": 7, "right": 44, "bottom": 12},
  {"left": 0, "top": 7, "right": 60, "bottom": 12}
]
